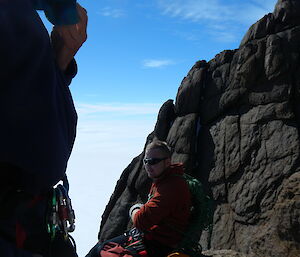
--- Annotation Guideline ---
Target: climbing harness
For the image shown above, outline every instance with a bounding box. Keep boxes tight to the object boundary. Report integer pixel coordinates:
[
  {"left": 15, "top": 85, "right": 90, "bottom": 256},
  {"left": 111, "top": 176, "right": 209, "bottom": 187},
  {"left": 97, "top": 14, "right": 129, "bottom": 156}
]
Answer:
[{"left": 124, "top": 228, "right": 147, "bottom": 256}]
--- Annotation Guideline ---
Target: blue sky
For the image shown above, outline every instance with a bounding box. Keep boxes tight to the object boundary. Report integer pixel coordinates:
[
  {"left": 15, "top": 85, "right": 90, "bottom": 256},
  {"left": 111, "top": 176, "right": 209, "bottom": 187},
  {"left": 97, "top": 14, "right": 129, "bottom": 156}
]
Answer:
[
  {"left": 39, "top": 0, "right": 277, "bottom": 256},
  {"left": 68, "top": 0, "right": 277, "bottom": 103}
]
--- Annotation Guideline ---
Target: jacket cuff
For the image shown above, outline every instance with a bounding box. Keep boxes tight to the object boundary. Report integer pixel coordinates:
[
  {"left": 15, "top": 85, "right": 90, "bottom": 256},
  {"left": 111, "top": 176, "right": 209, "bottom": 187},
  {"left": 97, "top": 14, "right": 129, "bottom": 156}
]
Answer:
[
  {"left": 44, "top": 0, "right": 79, "bottom": 25},
  {"left": 129, "top": 203, "right": 143, "bottom": 218}
]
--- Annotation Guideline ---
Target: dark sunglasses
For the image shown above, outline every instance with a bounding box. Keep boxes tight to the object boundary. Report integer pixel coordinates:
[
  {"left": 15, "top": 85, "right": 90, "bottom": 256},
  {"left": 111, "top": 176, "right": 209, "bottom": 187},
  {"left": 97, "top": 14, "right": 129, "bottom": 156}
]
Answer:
[{"left": 143, "top": 157, "right": 168, "bottom": 166}]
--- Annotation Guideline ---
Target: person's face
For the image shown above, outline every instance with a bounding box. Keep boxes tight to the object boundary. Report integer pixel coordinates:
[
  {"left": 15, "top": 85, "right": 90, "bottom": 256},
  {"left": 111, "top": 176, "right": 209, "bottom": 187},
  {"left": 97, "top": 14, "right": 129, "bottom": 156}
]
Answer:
[{"left": 144, "top": 148, "right": 171, "bottom": 179}]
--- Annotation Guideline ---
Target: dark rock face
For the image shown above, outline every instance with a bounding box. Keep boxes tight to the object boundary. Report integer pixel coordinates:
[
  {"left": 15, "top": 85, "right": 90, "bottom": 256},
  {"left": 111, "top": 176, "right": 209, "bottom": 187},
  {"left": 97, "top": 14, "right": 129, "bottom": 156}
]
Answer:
[
  {"left": 154, "top": 99, "right": 176, "bottom": 141},
  {"left": 98, "top": 0, "right": 300, "bottom": 256}
]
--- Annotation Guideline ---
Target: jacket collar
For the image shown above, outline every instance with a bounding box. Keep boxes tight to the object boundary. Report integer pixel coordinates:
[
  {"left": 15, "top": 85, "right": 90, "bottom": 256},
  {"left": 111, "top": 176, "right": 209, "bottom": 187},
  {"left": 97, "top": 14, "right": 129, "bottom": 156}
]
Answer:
[{"left": 153, "top": 163, "right": 184, "bottom": 184}]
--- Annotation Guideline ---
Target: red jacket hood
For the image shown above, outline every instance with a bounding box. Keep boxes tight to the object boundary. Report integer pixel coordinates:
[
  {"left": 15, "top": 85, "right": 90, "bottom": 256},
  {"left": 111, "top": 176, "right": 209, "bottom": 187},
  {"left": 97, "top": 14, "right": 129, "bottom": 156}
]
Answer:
[{"left": 153, "top": 163, "right": 184, "bottom": 184}]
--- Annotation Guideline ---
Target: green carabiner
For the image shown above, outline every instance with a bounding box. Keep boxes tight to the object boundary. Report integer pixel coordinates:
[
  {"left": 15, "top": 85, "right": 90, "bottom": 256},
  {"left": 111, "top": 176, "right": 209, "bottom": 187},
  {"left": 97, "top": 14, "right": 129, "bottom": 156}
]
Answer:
[{"left": 47, "top": 188, "right": 58, "bottom": 241}]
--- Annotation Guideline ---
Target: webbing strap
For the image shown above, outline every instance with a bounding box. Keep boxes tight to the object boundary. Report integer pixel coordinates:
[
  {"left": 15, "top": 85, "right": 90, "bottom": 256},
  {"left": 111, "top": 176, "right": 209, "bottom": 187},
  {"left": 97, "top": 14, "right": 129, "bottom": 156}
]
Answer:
[{"left": 16, "top": 221, "right": 27, "bottom": 249}]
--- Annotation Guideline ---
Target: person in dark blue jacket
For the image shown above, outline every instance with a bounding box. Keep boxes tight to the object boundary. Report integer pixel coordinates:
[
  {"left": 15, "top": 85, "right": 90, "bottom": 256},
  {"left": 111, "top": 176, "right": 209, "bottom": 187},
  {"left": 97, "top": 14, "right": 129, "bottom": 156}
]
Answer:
[{"left": 0, "top": 0, "right": 87, "bottom": 256}]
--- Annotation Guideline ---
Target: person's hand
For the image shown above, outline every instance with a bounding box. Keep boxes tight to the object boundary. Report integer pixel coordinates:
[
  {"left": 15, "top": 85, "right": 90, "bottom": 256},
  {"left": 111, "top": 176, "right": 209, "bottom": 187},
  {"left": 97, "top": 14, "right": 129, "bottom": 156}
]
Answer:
[{"left": 51, "top": 3, "right": 88, "bottom": 71}]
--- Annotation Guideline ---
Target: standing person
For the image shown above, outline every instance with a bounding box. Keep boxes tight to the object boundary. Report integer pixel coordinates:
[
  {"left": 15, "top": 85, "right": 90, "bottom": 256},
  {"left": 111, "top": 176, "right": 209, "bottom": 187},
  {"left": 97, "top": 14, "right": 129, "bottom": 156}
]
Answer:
[
  {"left": 0, "top": 0, "right": 87, "bottom": 256},
  {"left": 86, "top": 141, "right": 191, "bottom": 257}
]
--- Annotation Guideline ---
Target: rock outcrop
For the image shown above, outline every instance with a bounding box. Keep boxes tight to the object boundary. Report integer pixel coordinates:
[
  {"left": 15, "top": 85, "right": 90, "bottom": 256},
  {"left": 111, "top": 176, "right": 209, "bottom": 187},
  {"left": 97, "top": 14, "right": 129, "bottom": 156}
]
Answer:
[{"left": 98, "top": 1, "right": 300, "bottom": 256}]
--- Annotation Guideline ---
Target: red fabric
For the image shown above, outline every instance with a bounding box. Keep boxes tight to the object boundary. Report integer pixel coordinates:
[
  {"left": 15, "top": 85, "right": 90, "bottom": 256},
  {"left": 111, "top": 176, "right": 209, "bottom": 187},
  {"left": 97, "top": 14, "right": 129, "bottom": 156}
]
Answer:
[
  {"left": 100, "top": 242, "right": 136, "bottom": 257},
  {"left": 16, "top": 222, "right": 27, "bottom": 249},
  {"left": 27, "top": 195, "right": 44, "bottom": 208},
  {"left": 133, "top": 164, "right": 191, "bottom": 248}
]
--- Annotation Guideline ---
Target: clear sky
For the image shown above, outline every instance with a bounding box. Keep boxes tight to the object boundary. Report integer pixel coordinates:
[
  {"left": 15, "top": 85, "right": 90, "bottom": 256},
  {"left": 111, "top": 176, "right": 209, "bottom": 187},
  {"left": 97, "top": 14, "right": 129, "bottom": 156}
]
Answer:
[{"left": 39, "top": 0, "right": 277, "bottom": 256}]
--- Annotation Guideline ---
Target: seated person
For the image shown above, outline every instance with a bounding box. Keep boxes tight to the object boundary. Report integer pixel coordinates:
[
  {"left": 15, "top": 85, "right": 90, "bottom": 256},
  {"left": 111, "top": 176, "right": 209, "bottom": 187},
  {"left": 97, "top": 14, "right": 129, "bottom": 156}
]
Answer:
[{"left": 87, "top": 141, "right": 192, "bottom": 257}]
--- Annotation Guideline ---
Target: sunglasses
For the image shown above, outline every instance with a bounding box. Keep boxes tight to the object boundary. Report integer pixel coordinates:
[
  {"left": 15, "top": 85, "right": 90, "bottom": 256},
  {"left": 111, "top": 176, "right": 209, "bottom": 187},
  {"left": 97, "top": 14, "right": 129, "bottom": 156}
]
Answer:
[{"left": 143, "top": 157, "right": 168, "bottom": 166}]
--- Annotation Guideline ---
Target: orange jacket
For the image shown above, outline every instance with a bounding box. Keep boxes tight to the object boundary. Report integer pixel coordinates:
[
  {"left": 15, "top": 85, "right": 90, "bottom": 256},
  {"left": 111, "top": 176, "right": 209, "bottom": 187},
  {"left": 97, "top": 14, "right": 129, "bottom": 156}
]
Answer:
[{"left": 133, "top": 164, "right": 191, "bottom": 248}]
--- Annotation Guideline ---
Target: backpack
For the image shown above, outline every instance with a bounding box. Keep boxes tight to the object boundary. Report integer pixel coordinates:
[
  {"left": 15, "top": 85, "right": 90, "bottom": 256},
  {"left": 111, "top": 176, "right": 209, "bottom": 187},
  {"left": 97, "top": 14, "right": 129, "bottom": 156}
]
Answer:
[{"left": 174, "top": 173, "right": 214, "bottom": 256}]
